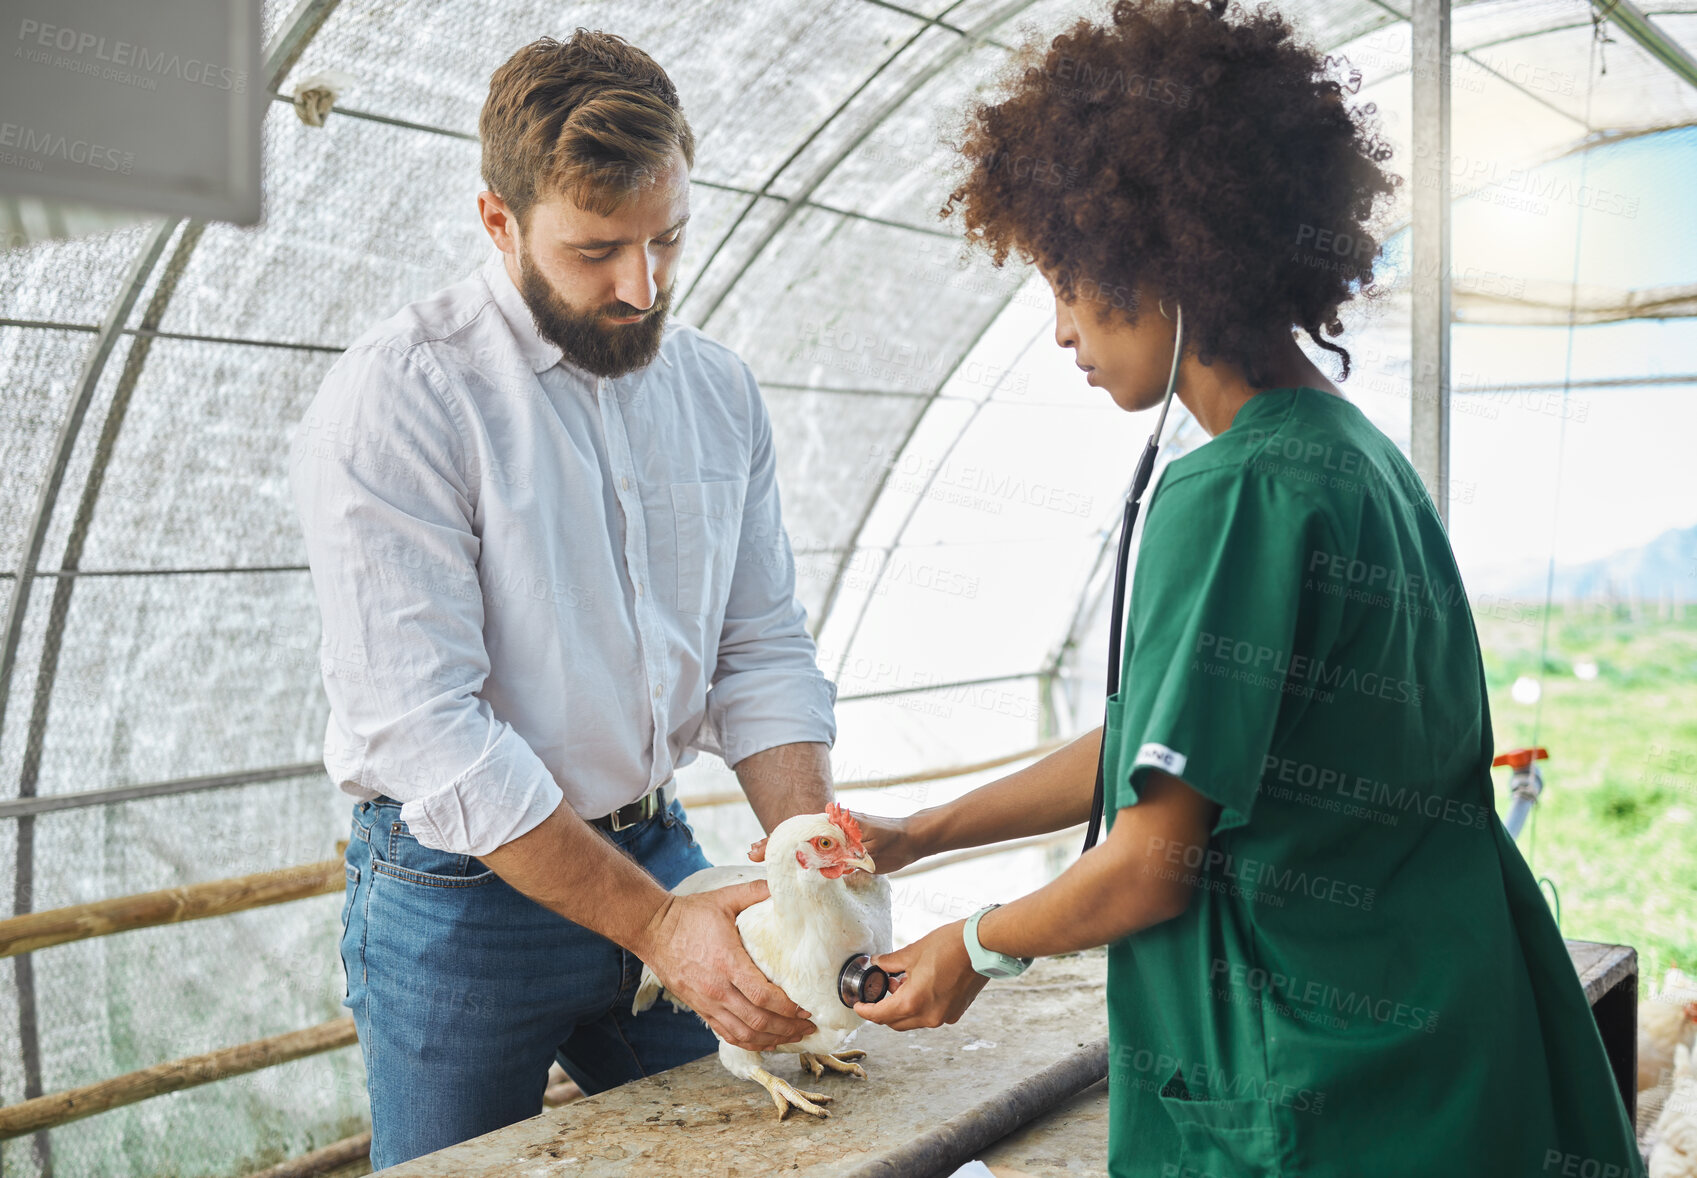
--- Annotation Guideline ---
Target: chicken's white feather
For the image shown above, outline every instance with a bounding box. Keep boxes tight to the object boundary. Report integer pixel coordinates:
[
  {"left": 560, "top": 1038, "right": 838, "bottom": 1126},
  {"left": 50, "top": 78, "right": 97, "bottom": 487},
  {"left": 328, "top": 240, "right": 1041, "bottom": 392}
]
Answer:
[
  {"left": 631, "top": 811, "right": 893, "bottom": 1096},
  {"left": 1650, "top": 1041, "right": 1697, "bottom": 1178}
]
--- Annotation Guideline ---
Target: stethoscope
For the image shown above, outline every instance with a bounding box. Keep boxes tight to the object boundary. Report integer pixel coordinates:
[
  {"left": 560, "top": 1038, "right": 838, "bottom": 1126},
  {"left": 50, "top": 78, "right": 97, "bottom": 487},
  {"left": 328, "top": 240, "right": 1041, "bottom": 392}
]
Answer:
[
  {"left": 838, "top": 954, "right": 898, "bottom": 1007},
  {"left": 1082, "top": 301, "right": 1185, "bottom": 853}
]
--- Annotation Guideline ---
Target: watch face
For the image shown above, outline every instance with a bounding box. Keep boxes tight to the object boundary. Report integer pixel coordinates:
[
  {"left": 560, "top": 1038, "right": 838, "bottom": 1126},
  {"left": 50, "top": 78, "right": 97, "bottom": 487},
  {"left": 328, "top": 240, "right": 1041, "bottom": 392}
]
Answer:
[{"left": 974, "top": 953, "right": 1028, "bottom": 978}]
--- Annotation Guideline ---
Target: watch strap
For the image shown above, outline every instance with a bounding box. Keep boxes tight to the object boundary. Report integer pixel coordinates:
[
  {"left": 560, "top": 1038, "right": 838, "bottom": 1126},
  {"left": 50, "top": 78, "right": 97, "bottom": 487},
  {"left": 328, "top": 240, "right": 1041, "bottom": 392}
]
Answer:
[{"left": 963, "top": 904, "right": 1033, "bottom": 978}]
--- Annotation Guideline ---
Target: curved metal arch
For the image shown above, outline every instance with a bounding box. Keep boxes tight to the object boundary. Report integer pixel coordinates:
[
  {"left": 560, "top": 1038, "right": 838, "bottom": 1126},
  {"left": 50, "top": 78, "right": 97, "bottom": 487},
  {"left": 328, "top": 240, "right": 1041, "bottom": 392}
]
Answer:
[
  {"left": 751, "top": 0, "right": 1052, "bottom": 638},
  {"left": 0, "top": 2, "right": 339, "bottom": 778},
  {"left": 673, "top": 4, "right": 962, "bottom": 318},
  {"left": 862, "top": 0, "right": 1016, "bottom": 46},
  {"left": 12, "top": 218, "right": 207, "bottom": 837},
  {"left": 690, "top": 0, "right": 1038, "bottom": 328},
  {"left": 0, "top": 228, "right": 175, "bottom": 761},
  {"left": 0, "top": 214, "right": 179, "bottom": 1170},
  {"left": 1552, "top": 117, "right": 1697, "bottom": 157},
  {"left": 2, "top": 4, "right": 343, "bottom": 1169},
  {"left": 1042, "top": 417, "right": 1203, "bottom": 688},
  {"left": 810, "top": 280, "right": 1022, "bottom": 638},
  {"left": 1356, "top": 0, "right": 1697, "bottom": 121},
  {"left": 823, "top": 320, "right": 1050, "bottom": 682}
]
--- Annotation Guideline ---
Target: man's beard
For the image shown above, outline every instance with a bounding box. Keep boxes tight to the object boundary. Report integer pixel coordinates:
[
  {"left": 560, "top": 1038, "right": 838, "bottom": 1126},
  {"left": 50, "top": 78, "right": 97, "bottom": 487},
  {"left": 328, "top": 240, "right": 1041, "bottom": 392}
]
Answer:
[{"left": 516, "top": 246, "right": 672, "bottom": 379}]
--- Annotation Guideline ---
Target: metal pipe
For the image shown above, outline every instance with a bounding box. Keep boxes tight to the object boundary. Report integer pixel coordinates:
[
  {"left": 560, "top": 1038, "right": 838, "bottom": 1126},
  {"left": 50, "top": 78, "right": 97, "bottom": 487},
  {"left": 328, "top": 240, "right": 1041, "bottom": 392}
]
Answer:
[
  {"left": 1410, "top": 0, "right": 1453, "bottom": 524},
  {"left": 1591, "top": 0, "right": 1697, "bottom": 91}
]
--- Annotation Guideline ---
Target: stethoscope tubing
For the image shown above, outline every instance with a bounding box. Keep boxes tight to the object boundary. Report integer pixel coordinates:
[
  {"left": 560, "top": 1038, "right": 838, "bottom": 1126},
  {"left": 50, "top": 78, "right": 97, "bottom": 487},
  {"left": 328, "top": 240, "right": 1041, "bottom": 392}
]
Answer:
[{"left": 1082, "top": 303, "right": 1183, "bottom": 854}]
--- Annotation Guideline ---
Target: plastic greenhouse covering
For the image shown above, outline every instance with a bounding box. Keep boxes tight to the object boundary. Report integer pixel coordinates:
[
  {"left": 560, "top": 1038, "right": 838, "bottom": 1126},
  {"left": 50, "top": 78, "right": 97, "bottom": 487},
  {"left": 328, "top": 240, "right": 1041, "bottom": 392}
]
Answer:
[{"left": 1, "top": 0, "right": 1695, "bottom": 1173}]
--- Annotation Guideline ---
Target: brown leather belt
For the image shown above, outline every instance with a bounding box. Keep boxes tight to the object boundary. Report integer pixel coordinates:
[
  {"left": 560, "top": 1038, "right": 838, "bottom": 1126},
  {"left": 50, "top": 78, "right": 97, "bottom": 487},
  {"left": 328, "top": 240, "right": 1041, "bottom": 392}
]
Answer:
[{"left": 589, "top": 782, "right": 673, "bottom": 833}]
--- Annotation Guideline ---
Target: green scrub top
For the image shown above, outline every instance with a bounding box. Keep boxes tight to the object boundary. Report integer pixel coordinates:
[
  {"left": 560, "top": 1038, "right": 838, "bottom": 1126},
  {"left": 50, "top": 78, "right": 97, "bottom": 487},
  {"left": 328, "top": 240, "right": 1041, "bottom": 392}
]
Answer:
[{"left": 1101, "top": 387, "right": 1642, "bottom": 1177}]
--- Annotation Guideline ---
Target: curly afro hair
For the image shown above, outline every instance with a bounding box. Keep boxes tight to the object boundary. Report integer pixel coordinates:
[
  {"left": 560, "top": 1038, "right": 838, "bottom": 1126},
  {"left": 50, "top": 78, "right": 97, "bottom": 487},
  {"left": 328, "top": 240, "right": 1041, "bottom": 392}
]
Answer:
[{"left": 942, "top": 0, "right": 1398, "bottom": 382}]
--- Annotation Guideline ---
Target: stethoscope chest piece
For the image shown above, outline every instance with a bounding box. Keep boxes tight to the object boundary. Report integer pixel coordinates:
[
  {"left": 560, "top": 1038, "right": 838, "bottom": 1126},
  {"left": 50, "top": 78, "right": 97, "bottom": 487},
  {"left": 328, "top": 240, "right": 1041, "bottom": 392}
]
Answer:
[{"left": 838, "top": 954, "right": 896, "bottom": 1007}]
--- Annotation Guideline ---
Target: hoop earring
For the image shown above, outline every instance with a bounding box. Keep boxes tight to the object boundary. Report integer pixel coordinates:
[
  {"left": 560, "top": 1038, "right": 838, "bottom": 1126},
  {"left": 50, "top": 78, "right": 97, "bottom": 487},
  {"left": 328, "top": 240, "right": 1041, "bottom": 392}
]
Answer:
[{"left": 1158, "top": 298, "right": 1176, "bottom": 321}]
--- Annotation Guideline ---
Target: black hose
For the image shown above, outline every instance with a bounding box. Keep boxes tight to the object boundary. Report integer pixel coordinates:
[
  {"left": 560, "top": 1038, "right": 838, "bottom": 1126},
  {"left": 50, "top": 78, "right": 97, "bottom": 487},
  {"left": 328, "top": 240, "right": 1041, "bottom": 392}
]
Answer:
[{"left": 1082, "top": 435, "right": 1159, "bottom": 854}]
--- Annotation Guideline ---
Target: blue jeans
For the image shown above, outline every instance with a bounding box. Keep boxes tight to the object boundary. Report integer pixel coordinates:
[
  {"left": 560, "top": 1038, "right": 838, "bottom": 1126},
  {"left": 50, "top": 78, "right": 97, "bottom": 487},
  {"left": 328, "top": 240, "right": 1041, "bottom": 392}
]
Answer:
[{"left": 340, "top": 793, "right": 720, "bottom": 1169}]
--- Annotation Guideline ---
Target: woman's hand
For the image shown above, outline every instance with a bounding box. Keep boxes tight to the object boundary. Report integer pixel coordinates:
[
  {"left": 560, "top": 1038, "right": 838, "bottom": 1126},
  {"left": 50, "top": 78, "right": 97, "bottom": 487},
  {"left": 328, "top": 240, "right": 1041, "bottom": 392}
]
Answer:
[
  {"left": 748, "top": 807, "right": 926, "bottom": 875},
  {"left": 847, "top": 920, "right": 990, "bottom": 1031}
]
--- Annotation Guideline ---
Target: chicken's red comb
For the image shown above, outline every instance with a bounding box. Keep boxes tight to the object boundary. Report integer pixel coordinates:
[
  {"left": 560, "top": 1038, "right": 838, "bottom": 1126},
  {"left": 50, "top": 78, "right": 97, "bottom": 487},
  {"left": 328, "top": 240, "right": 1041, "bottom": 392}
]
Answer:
[{"left": 826, "top": 802, "right": 864, "bottom": 849}]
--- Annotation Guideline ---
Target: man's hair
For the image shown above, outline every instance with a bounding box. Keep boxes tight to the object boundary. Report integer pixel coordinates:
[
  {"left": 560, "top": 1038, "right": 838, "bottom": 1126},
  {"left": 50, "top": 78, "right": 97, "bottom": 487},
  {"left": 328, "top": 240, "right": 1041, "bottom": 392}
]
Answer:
[
  {"left": 942, "top": 0, "right": 1398, "bottom": 383},
  {"left": 480, "top": 30, "right": 695, "bottom": 229}
]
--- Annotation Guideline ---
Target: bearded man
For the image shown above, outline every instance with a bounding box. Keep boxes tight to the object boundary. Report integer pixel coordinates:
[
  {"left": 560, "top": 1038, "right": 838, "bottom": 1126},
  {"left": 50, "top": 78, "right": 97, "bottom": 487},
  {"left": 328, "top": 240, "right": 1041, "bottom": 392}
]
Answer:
[{"left": 289, "top": 30, "right": 834, "bottom": 1169}]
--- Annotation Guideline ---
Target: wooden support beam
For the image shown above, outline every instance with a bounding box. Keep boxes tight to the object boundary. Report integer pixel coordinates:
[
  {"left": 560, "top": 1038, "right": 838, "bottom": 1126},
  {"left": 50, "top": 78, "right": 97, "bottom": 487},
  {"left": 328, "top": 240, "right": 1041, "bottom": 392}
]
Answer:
[
  {"left": 239, "top": 1129, "right": 371, "bottom": 1178},
  {"left": 0, "top": 855, "right": 344, "bottom": 959},
  {"left": 0, "top": 1017, "right": 357, "bottom": 1139}
]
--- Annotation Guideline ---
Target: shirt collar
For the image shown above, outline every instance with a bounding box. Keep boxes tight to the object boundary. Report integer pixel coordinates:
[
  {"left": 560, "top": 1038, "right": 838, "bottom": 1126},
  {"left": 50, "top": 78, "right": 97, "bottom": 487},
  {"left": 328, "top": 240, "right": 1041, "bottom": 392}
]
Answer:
[
  {"left": 480, "top": 249, "right": 564, "bottom": 375},
  {"left": 1223, "top": 386, "right": 1305, "bottom": 433},
  {"left": 477, "top": 248, "right": 676, "bottom": 379}
]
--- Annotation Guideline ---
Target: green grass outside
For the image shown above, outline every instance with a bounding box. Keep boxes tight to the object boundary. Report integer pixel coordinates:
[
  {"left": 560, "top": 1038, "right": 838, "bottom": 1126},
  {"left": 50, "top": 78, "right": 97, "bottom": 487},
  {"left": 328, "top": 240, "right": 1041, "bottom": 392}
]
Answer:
[{"left": 1473, "top": 599, "right": 1697, "bottom": 987}]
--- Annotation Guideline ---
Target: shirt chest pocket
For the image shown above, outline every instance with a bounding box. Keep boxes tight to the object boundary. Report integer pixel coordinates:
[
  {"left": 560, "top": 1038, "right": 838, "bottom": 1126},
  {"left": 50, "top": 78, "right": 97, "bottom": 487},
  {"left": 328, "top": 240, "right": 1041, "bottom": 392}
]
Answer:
[{"left": 671, "top": 479, "right": 746, "bottom": 615}]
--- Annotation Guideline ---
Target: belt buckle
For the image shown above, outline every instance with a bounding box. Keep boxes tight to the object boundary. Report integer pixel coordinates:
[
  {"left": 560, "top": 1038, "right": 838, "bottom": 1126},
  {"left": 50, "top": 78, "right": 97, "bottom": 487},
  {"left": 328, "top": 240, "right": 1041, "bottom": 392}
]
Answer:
[
  {"left": 606, "top": 791, "right": 652, "bottom": 833},
  {"left": 603, "top": 781, "right": 671, "bottom": 833}
]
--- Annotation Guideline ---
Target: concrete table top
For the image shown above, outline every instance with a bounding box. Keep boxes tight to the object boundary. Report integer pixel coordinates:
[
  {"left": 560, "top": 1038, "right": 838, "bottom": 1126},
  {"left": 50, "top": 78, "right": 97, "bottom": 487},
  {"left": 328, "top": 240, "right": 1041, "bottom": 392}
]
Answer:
[{"left": 377, "top": 951, "right": 1111, "bottom": 1178}]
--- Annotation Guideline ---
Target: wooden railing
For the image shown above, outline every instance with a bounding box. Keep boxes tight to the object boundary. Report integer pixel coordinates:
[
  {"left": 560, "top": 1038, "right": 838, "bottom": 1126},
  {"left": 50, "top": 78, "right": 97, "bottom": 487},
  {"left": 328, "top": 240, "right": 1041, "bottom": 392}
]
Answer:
[
  {"left": 0, "top": 1019, "right": 358, "bottom": 1139},
  {"left": 0, "top": 853, "right": 345, "bottom": 959}
]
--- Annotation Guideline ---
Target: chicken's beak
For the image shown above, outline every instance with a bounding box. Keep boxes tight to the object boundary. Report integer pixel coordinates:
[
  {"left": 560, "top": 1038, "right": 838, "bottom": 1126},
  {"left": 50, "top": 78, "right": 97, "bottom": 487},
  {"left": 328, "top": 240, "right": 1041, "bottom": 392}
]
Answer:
[{"left": 845, "top": 851, "right": 876, "bottom": 875}]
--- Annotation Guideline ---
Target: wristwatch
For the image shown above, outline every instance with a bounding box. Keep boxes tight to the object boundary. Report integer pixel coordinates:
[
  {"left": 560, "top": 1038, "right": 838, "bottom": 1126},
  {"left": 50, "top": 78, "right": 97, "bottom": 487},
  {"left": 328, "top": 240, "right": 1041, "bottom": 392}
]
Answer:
[{"left": 963, "top": 904, "right": 1033, "bottom": 979}]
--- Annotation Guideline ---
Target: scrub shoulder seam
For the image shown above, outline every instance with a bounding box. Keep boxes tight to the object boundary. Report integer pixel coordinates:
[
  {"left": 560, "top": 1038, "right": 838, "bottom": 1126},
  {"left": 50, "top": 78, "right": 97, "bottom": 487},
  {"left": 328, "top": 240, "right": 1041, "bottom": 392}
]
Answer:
[{"left": 1151, "top": 461, "right": 1349, "bottom": 556}]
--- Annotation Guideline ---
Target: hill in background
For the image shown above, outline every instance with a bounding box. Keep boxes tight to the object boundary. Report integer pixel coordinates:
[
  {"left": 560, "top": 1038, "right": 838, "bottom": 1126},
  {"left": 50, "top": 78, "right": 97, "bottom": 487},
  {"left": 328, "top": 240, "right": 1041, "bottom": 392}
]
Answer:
[{"left": 1469, "top": 524, "right": 1697, "bottom": 602}]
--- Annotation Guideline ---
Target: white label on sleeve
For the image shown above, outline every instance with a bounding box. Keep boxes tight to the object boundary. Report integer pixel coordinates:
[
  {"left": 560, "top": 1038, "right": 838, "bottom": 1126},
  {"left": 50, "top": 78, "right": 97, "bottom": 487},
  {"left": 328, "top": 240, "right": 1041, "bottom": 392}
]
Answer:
[{"left": 1134, "top": 742, "right": 1188, "bottom": 777}]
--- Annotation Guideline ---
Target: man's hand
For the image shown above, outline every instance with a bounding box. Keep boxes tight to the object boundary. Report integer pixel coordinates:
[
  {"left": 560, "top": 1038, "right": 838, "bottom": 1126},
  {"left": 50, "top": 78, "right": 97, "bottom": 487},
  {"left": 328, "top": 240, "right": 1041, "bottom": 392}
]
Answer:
[
  {"left": 634, "top": 879, "right": 818, "bottom": 1052},
  {"left": 748, "top": 807, "right": 924, "bottom": 875},
  {"left": 849, "top": 920, "right": 989, "bottom": 1031}
]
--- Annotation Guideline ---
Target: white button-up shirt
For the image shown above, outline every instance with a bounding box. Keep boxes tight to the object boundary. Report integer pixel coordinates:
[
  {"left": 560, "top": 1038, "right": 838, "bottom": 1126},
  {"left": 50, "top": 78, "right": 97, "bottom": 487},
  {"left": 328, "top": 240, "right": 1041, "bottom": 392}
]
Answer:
[{"left": 289, "top": 250, "right": 836, "bottom": 856}]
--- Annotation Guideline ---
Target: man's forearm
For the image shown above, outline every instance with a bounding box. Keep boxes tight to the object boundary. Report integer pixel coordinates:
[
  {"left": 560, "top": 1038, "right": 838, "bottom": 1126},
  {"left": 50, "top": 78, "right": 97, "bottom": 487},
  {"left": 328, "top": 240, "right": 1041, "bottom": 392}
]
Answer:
[
  {"left": 478, "top": 799, "right": 672, "bottom": 957},
  {"left": 909, "top": 726, "right": 1103, "bottom": 857},
  {"left": 480, "top": 793, "right": 819, "bottom": 1050},
  {"left": 734, "top": 741, "right": 833, "bottom": 833},
  {"left": 481, "top": 739, "right": 832, "bottom": 950}
]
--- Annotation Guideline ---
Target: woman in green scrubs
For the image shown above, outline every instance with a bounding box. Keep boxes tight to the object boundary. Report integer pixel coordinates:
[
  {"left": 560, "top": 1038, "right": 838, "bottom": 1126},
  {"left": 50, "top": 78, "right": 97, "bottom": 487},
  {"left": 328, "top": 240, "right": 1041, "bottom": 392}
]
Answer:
[{"left": 806, "top": 0, "right": 1645, "bottom": 1173}]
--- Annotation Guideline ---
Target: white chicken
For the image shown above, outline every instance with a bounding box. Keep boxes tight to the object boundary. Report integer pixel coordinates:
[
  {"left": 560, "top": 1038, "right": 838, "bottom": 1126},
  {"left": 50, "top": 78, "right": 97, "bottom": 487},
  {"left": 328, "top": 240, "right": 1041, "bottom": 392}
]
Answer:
[
  {"left": 1649, "top": 1042, "right": 1697, "bottom": 1178},
  {"left": 1641, "top": 968, "right": 1697, "bottom": 1093},
  {"left": 632, "top": 803, "right": 893, "bottom": 1120}
]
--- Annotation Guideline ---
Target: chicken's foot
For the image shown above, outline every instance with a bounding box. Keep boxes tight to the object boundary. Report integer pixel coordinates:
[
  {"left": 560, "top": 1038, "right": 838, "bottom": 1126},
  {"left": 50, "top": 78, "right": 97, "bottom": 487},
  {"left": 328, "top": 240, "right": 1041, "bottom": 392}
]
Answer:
[
  {"left": 799, "top": 1050, "right": 868, "bottom": 1080},
  {"left": 751, "top": 1066, "right": 833, "bottom": 1120}
]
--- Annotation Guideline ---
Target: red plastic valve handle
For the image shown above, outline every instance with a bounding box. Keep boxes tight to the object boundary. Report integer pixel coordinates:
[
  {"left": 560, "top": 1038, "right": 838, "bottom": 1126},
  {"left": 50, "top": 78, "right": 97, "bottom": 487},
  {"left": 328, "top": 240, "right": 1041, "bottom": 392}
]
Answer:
[{"left": 1492, "top": 747, "right": 1549, "bottom": 770}]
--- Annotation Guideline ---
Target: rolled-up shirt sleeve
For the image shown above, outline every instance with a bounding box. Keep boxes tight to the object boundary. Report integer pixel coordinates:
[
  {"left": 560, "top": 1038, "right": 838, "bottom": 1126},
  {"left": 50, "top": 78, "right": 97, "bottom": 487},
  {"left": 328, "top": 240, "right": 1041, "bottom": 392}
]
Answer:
[
  {"left": 289, "top": 343, "right": 563, "bottom": 855},
  {"left": 696, "top": 363, "right": 837, "bottom": 768}
]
